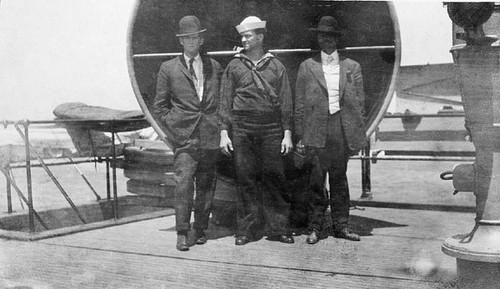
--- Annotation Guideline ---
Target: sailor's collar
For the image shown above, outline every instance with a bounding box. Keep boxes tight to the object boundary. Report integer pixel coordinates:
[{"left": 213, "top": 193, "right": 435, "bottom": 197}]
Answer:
[{"left": 235, "top": 51, "right": 274, "bottom": 65}]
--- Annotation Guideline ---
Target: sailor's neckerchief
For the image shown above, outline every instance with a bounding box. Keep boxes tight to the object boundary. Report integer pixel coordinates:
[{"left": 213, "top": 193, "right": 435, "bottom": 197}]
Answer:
[{"left": 235, "top": 52, "right": 280, "bottom": 108}]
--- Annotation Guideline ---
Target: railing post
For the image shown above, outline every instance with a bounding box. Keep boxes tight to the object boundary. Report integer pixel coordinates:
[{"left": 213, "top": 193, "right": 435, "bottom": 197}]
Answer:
[
  {"left": 5, "top": 165, "right": 12, "bottom": 213},
  {"left": 360, "top": 140, "right": 373, "bottom": 200},
  {"left": 15, "top": 122, "right": 86, "bottom": 225},
  {"left": 111, "top": 122, "right": 118, "bottom": 219},
  {"left": 106, "top": 156, "right": 111, "bottom": 200},
  {"left": 1, "top": 168, "right": 49, "bottom": 230},
  {"left": 23, "top": 121, "right": 35, "bottom": 232}
]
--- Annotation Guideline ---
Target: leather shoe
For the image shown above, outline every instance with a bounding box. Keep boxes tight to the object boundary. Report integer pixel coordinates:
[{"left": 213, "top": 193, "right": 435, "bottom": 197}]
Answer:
[
  {"left": 267, "top": 234, "right": 294, "bottom": 244},
  {"left": 334, "top": 228, "right": 360, "bottom": 241},
  {"left": 195, "top": 231, "right": 207, "bottom": 245},
  {"left": 279, "top": 234, "right": 294, "bottom": 244},
  {"left": 235, "top": 236, "right": 252, "bottom": 246},
  {"left": 306, "top": 231, "right": 319, "bottom": 244},
  {"left": 176, "top": 234, "right": 189, "bottom": 251}
]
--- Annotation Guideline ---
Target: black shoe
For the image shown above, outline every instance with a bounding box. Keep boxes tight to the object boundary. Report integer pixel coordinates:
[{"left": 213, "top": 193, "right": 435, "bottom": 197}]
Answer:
[
  {"left": 279, "top": 234, "right": 294, "bottom": 244},
  {"left": 176, "top": 234, "right": 189, "bottom": 251},
  {"left": 235, "top": 236, "right": 252, "bottom": 246},
  {"left": 306, "top": 231, "right": 319, "bottom": 244},
  {"left": 334, "top": 228, "right": 360, "bottom": 241},
  {"left": 195, "top": 231, "right": 207, "bottom": 245},
  {"left": 267, "top": 234, "right": 294, "bottom": 244}
]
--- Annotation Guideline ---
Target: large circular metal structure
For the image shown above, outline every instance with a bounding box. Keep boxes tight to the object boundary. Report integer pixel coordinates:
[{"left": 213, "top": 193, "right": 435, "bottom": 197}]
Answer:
[{"left": 127, "top": 0, "right": 401, "bottom": 149}]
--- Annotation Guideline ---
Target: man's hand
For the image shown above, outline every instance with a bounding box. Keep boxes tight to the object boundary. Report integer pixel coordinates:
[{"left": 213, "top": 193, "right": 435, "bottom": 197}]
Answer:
[
  {"left": 220, "top": 130, "right": 233, "bottom": 157},
  {"left": 233, "top": 46, "right": 244, "bottom": 53},
  {"left": 281, "top": 130, "right": 293, "bottom": 155},
  {"left": 295, "top": 139, "right": 305, "bottom": 155}
]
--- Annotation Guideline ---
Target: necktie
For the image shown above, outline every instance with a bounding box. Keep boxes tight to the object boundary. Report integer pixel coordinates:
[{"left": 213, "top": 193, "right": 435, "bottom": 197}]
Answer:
[
  {"left": 326, "top": 55, "right": 334, "bottom": 64},
  {"left": 189, "top": 58, "right": 197, "bottom": 81}
]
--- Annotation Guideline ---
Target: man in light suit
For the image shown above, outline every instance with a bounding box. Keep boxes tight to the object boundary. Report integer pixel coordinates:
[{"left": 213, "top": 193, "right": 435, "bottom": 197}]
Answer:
[
  {"left": 154, "top": 16, "right": 222, "bottom": 251},
  {"left": 294, "top": 16, "right": 365, "bottom": 244}
]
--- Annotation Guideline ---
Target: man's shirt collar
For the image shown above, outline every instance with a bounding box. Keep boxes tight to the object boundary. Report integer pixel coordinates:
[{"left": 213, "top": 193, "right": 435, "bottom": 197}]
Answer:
[
  {"left": 321, "top": 50, "right": 339, "bottom": 65},
  {"left": 183, "top": 53, "right": 201, "bottom": 64}
]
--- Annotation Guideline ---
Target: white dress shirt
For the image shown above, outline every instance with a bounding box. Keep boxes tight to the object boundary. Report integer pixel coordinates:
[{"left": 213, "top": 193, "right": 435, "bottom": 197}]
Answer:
[
  {"left": 321, "top": 50, "right": 340, "bottom": 114},
  {"left": 184, "top": 53, "right": 204, "bottom": 100}
]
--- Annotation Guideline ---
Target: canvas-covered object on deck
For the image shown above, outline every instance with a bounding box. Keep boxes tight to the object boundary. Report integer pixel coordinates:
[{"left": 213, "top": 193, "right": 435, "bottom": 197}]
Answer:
[{"left": 53, "top": 102, "right": 149, "bottom": 158}]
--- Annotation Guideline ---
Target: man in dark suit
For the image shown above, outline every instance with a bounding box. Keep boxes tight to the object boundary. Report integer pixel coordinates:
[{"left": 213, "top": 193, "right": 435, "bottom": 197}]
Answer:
[
  {"left": 294, "top": 16, "right": 365, "bottom": 244},
  {"left": 154, "top": 15, "right": 222, "bottom": 251}
]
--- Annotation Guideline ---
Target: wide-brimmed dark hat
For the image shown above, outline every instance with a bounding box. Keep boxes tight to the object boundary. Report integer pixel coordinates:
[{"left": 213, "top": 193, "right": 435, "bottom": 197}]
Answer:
[
  {"left": 309, "top": 16, "right": 342, "bottom": 35},
  {"left": 176, "top": 15, "right": 207, "bottom": 37}
]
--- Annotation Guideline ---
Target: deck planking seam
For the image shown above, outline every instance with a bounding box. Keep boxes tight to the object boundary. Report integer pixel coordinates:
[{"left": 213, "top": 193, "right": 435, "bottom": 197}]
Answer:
[
  {"left": 32, "top": 209, "right": 462, "bottom": 286},
  {"left": 37, "top": 214, "right": 459, "bottom": 281},
  {"left": 2, "top": 239, "right": 437, "bottom": 289},
  {"left": 37, "top": 240, "right": 440, "bottom": 285}
]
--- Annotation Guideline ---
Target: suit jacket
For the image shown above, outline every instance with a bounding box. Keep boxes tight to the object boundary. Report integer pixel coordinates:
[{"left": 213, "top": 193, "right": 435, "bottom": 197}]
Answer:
[
  {"left": 154, "top": 55, "right": 222, "bottom": 149},
  {"left": 294, "top": 53, "right": 366, "bottom": 151}
]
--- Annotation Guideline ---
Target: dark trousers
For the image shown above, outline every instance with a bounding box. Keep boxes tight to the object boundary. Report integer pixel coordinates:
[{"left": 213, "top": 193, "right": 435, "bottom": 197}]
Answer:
[
  {"left": 306, "top": 112, "right": 351, "bottom": 233},
  {"left": 232, "top": 112, "right": 290, "bottom": 239},
  {"left": 173, "top": 139, "right": 217, "bottom": 233}
]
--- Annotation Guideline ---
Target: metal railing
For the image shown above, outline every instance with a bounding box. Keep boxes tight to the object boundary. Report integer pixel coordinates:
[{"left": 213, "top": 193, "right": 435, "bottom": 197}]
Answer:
[
  {"left": 132, "top": 45, "right": 396, "bottom": 60},
  {"left": 1, "top": 118, "right": 149, "bottom": 233},
  {"left": 355, "top": 112, "right": 474, "bottom": 200}
]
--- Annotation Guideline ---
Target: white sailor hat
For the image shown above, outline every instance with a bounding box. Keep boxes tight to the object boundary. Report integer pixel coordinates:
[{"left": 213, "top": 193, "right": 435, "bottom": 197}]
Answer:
[{"left": 236, "top": 16, "right": 266, "bottom": 34}]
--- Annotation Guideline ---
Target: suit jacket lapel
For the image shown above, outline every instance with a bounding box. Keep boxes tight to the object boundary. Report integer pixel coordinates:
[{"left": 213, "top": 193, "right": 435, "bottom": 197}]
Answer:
[
  {"left": 178, "top": 56, "right": 192, "bottom": 81},
  {"left": 177, "top": 56, "right": 199, "bottom": 102},
  {"left": 201, "top": 56, "right": 213, "bottom": 102},
  {"left": 201, "top": 56, "right": 212, "bottom": 80},
  {"left": 309, "top": 54, "right": 328, "bottom": 95},
  {"left": 339, "top": 57, "right": 347, "bottom": 100}
]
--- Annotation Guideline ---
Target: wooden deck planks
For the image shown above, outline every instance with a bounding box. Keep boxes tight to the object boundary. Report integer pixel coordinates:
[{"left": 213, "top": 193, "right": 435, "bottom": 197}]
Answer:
[
  {"left": 14, "top": 207, "right": 469, "bottom": 288},
  {"left": 1, "top": 237, "right": 441, "bottom": 289}
]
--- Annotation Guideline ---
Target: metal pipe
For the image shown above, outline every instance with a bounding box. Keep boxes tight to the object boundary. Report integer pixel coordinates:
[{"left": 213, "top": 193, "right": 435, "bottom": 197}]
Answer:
[
  {"left": 1, "top": 118, "right": 148, "bottom": 126},
  {"left": 354, "top": 156, "right": 475, "bottom": 162},
  {"left": 5, "top": 165, "right": 12, "bottom": 213},
  {"left": 8, "top": 157, "right": 108, "bottom": 169},
  {"left": 106, "top": 156, "right": 111, "bottom": 200},
  {"left": 399, "top": 90, "right": 464, "bottom": 106},
  {"left": 383, "top": 113, "right": 465, "bottom": 118},
  {"left": 132, "top": 45, "right": 396, "bottom": 60},
  {"left": 9, "top": 171, "right": 25, "bottom": 210},
  {"left": 111, "top": 128, "right": 118, "bottom": 219},
  {"left": 67, "top": 157, "right": 101, "bottom": 201},
  {"left": 360, "top": 141, "right": 372, "bottom": 199},
  {"left": 22, "top": 121, "right": 35, "bottom": 232},
  {"left": 26, "top": 119, "right": 147, "bottom": 125},
  {"left": 14, "top": 123, "right": 87, "bottom": 224},
  {"left": 0, "top": 169, "right": 49, "bottom": 230}
]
